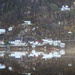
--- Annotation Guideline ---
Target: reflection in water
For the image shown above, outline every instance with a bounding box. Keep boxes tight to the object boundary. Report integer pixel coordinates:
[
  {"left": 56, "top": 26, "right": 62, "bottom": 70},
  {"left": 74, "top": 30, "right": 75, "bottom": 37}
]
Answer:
[
  {"left": 0, "top": 40, "right": 67, "bottom": 74},
  {"left": 28, "top": 49, "right": 65, "bottom": 59}
]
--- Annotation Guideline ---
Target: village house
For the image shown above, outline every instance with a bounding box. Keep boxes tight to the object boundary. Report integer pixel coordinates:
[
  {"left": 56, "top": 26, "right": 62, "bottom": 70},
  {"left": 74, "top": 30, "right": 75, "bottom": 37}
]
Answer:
[
  {"left": 22, "top": 21, "right": 32, "bottom": 26},
  {"left": 8, "top": 27, "right": 13, "bottom": 31},
  {"left": 9, "top": 38, "right": 22, "bottom": 44},
  {"left": 61, "top": 5, "right": 70, "bottom": 11},
  {"left": 24, "top": 21, "right": 31, "bottom": 25},
  {"left": 0, "top": 28, "right": 6, "bottom": 34},
  {"left": 8, "top": 38, "right": 27, "bottom": 46}
]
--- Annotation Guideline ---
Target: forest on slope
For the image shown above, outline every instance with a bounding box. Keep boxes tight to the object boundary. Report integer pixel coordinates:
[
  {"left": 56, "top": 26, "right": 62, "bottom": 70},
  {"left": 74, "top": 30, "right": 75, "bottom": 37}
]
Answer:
[
  {"left": 0, "top": 0, "right": 75, "bottom": 28},
  {"left": 0, "top": 0, "right": 75, "bottom": 40}
]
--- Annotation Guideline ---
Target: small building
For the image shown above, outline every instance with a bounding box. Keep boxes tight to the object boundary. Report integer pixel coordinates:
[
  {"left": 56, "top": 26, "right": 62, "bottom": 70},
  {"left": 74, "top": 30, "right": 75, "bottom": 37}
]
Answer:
[
  {"left": 8, "top": 27, "right": 13, "bottom": 31},
  {"left": 61, "top": 5, "right": 70, "bottom": 11},
  {"left": 9, "top": 38, "right": 22, "bottom": 45},
  {"left": 9, "top": 38, "right": 26, "bottom": 46},
  {"left": 0, "top": 64, "right": 6, "bottom": 69},
  {"left": 14, "top": 38, "right": 22, "bottom": 43},
  {"left": 24, "top": 21, "right": 31, "bottom": 25},
  {"left": 68, "top": 31, "right": 72, "bottom": 34},
  {"left": 22, "top": 21, "right": 32, "bottom": 26},
  {"left": 0, "top": 28, "right": 6, "bottom": 34}
]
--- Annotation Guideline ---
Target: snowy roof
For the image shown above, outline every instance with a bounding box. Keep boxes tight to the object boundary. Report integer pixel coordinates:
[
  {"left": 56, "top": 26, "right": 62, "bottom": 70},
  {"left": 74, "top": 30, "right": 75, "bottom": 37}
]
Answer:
[
  {"left": 8, "top": 67, "right": 13, "bottom": 71},
  {"left": 68, "top": 63, "right": 72, "bottom": 66},
  {"left": 0, "top": 29, "right": 6, "bottom": 34},
  {"left": 0, "top": 64, "right": 6, "bottom": 69},
  {"left": 61, "top": 5, "right": 70, "bottom": 11},
  {"left": 8, "top": 27, "right": 13, "bottom": 31},
  {"left": 24, "top": 21, "right": 31, "bottom": 25},
  {"left": 68, "top": 31, "right": 72, "bottom": 34}
]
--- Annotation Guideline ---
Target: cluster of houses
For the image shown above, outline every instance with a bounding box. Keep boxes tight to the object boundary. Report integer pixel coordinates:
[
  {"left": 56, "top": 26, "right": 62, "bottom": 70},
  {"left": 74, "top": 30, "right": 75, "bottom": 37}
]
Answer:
[
  {"left": 0, "top": 26, "right": 14, "bottom": 44},
  {"left": 0, "top": 38, "right": 66, "bottom": 59},
  {"left": 28, "top": 39, "right": 65, "bottom": 48},
  {"left": 9, "top": 38, "right": 65, "bottom": 48},
  {"left": 0, "top": 21, "right": 31, "bottom": 35},
  {"left": 5, "top": 38, "right": 65, "bottom": 60},
  {"left": 0, "top": 26, "right": 14, "bottom": 34},
  {"left": 0, "top": 21, "right": 32, "bottom": 45},
  {"left": 0, "top": 63, "right": 12, "bottom": 71},
  {"left": 8, "top": 38, "right": 27, "bottom": 46},
  {"left": 0, "top": 63, "right": 31, "bottom": 75}
]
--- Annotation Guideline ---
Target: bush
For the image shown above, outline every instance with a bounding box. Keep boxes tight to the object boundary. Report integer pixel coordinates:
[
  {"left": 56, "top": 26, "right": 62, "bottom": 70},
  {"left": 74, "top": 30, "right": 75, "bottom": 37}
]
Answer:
[
  {"left": 70, "top": 10, "right": 75, "bottom": 19},
  {"left": 4, "top": 40, "right": 8, "bottom": 45},
  {"left": 49, "top": 3, "right": 58, "bottom": 11}
]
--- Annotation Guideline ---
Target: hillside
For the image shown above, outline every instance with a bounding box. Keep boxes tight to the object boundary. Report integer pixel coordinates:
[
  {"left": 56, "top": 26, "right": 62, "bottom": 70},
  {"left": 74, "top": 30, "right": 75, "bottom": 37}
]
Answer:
[{"left": 0, "top": 0, "right": 75, "bottom": 40}]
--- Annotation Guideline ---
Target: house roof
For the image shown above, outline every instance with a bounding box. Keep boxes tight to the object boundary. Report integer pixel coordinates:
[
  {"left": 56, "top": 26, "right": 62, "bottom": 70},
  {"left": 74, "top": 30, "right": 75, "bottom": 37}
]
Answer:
[
  {"left": 0, "top": 29, "right": 6, "bottom": 34},
  {"left": 8, "top": 27, "right": 13, "bottom": 31}
]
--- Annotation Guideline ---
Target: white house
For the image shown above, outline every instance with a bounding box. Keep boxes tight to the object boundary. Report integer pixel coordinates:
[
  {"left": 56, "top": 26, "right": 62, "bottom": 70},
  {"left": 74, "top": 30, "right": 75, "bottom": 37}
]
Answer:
[
  {"left": 14, "top": 42, "right": 26, "bottom": 46},
  {"left": 8, "top": 67, "right": 13, "bottom": 71},
  {"left": 42, "top": 39, "right": 53, "bottom": 45},
  {"left": 0, "top": 64, "right": 6, "bottom": 69},
  {"left": 9, "top": 38, "right": 27, "bottom": 46},
  {"left": 24, "top": 21, "right": 31, "bottom": 25},
  {"left": 60, "top": 43, "right": 65, "bottom": 48},
  {"left": 9, "top": 38, "right": 22, "bottom": 45},
  {"left": 68, "top": 31, "right": 72, "bottom": 34},
  {"left": 8, "top": 40, "right": 15, "bottom": 45},
  {"left": 8, "top": 27, "right": 13, "bottom": 31},
  {"left": 0, "top": 29, "right": 6, "bottom": 34},
  {"left": 61, "top": 5, "right": 70, "bottom": 11}
]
